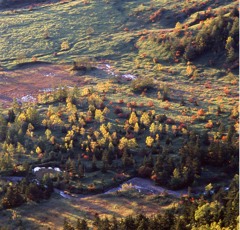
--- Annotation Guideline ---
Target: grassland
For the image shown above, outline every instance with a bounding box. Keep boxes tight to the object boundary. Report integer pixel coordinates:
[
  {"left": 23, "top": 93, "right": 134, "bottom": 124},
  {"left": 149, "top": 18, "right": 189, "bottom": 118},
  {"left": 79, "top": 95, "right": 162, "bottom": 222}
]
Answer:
[
  {"left": 0, "top": 0, "right": 238, "bottom": 229},
  {"left": 0, "top": 0, "right": 236, "bottom": 70},
  {"left": 0, "top": 190, "right": 178, "bottom": 229}
]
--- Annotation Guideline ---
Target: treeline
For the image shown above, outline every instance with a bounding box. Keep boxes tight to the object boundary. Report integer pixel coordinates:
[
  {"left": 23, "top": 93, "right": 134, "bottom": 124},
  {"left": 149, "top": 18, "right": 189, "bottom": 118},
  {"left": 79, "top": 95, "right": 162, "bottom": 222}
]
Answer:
[
  {"left": 141, "top": 124, "right": 238, "bottom": 190},
  {"left": 0, "top": 177, "right": 53, "bottom": 209},
  {"left": 62, "top": 174, "right": 239, "bottom": 230},
  {"left": 137, "top": 6, "right": 239, "bottom": 64}
]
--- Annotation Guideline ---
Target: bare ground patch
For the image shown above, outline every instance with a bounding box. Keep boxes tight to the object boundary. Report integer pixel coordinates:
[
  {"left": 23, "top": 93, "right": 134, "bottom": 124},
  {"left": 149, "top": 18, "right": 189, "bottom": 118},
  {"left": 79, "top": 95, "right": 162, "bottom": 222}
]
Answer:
[{"left": 0, "top": 63, "right": 88, "bottom": 107}]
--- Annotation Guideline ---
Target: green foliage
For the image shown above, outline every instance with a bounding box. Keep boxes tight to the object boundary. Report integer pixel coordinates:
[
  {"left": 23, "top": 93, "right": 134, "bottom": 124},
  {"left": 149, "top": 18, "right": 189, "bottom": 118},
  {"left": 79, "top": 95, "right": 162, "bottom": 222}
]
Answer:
[
  {"left": 1, "top": 185, "right": 25, "bottom": 209},
  {"left": 131, "top": 77, "right": 154, "bottom": 92},
  {"left": 0, "top": 115, "right": 7, "bottom": 141},
  {"left": 72, "top": 57, "right": 96, "bottom": 71},
  {"left": 194, "top": 201, "right": 223, "bottom": 225},
  {"left": 137, "top": 10, "right": 239, "bottom": 64}
]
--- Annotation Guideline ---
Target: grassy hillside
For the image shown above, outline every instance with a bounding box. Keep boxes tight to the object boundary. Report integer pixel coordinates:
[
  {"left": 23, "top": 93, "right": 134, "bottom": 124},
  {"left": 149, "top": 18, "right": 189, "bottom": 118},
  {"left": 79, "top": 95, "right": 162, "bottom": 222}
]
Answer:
[
  {"left": 0, "top": 0, "right": 238, "bottom": 229},
  {"left": 0, "top": 189, "right": 178, "bottom": 229},
  {"left": 0, "top": 0, "right": 237, "bottom": 70}
]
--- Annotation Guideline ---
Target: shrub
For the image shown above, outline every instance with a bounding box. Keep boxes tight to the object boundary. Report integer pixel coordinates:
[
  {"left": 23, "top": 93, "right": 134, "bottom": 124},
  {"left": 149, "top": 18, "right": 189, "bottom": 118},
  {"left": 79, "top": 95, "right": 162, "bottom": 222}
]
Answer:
[
  {"left": 114, "top": 106, "right": 123, "bottom": 114},
  {"left": 138, "top": 166, "right": 152, "bottom": 178},
  {"left": 131, "top": 77, "right": 154, "bottom": 92},
  {"left": 197, "top": 109, "right": 205, "bottom": 116},
  {"left": 61, "top": 41, "right": 70, "bottom": 51},
  {"left": 147, "top": 100, "right": 154, "bottom": 107},
  {"left": 71, "top": 56, "right": 96, "bottom": 71}
]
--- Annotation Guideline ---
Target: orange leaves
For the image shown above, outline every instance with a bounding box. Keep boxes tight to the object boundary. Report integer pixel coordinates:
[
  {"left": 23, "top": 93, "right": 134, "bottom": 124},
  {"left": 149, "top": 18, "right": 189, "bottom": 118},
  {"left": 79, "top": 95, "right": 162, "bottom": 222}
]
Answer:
[
  {"left": 147, "top": 100, "right": 154, "bottom": 107},
  {"left": 223, "top": 87, "right": 230, "bottom": 95},
  {"left": 139, "top": 36, "right": 146, "bottom": 42},
  {"left": 221, "top": 136, "right": 227, "bottom": 142},
  {"left": 205, "top": 120, "right": 213, "bottom": 129},
  {"left": 140, "top": 53, "right": 147, "bottom": 58},
  {"left": 231, "top": 79, "right": 237, "bottom": 85},
  {"left": 204, "top": 81, "right": 211, "bottom": 89},
  {"left": 127, "top": 101, "right": 137, "bottom": 108},
  {"left": 153, "top": 57, "right": 158, "bottom": 63},
  {"left": 166, "top": 118, "right": 175, "bottom": 124},
  {"left": 32, "top": 56, "right": 37, "bottom": 62},
  {"left": 163, "top": 100, "right": 171, "bottom": 110},
  {"left": 197, "top": 108, "right": 205, "bottom": 116},
  {"left": 118, "top": 99, "right": 124, "bottom": 104},
  {"left": 149, "top": 9, "right": 163, "bottom": 22}
]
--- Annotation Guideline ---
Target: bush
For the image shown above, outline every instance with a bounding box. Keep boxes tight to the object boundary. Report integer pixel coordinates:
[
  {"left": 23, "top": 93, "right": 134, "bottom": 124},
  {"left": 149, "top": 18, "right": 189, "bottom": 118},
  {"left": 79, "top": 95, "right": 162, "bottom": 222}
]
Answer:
[
  {"left": 131, "top": 77, "right": 154, "bottom": 92},
  {"left": 71, "top": 56, "right": 96, "bottom": 71}
]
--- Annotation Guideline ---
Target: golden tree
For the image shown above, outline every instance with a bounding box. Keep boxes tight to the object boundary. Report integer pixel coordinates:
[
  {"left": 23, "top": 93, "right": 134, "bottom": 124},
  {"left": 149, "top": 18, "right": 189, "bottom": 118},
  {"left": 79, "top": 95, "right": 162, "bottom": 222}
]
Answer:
[
  {"left": 128, "top": 138, "right": 138, "bottom": 149},
  {"left": 140, "top": 112, "right": 151, "bottom": 126},
  {"left": 146, "top": 136, "right": 154, "bottom": 147},
  {"left": 134, "top": 123, "right": 140, "bottom": 133},
  {"left": 129, "top": 112, "right": 138, "bottom": 125},
  {"left": 149, "top": 122, "right": 157, "bottom": 134},
  {"left": 118, "top": 137, "right": 128, "bottom": 150}
]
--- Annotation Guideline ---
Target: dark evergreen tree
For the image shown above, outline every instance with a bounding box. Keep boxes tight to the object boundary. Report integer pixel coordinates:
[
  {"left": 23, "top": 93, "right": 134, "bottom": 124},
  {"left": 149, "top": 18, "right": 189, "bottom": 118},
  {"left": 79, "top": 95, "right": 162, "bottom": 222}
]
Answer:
[
  {"left": 76, "top": 218, "right": 89, "bottom": 230},
  {"left": 63, "top": 218, "right": 74, "bottom": 230},
  {"left": 7, "top": 109, "right": 16, "bottom": 123},
  {"left": 1, "top": 185, "right": 25, "bottom": 209},
  {"left": 223, "top": 174, "right": 239, "bottom": 228}
]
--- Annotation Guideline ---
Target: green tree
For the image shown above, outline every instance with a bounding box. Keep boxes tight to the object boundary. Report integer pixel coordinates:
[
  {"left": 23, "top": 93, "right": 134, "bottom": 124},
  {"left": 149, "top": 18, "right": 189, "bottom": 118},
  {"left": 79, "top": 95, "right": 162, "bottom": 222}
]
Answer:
[
  {"left": 76, "top": 218, "right": 89, "bottom": 230},
  {"left": 2, "top": 186, "right": 25, "bottom": 209},
  {"left": 0, "top": 115, "right": 7, "bottom": 141},
  {"left": 194, "top": 201, "right": 223, "bottom": 225},
  {"left": 225, "top": 36, "right": 235, "bottom": 62},
  {"left": 63, "top": 218, "right": 74, "bottom": 230},
  {"left": 223, "top": 174, "right": 239, "bottom": 228}
]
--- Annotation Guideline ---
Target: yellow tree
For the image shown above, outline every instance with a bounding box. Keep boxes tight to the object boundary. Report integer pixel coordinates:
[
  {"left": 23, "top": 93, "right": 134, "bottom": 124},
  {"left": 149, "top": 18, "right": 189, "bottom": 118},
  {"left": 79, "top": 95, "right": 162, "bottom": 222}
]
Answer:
[
  {"left": 134, "top": 123, "right": 140, "bottom": 133},
  {"left": 149, "top": 122, "right": 157, "bottom": 135},
  {"left": 128, "top": 138, "right": 138, "bottom": 149},
  {"left": 95, "top": 109, "right": 103, "bottom": 122},
  {"left": 225, "top": 36, "right": 235, "bottom": 62},
  {"left": 129, "top": 112, "right": 138, "bottom": 125},
  {"left": 108, "top": 142, "right": 114, "bottom": 152},
  {"left": 100, "top": 124, "right": 108, "bottom": 136},
  {"left": 94, "top": 131, "right": 100, "bottom": 139},
  {"left": 103, "top": 107, "right": 110, "bottom": 115},
  {"left": 140, "top": 112, "right": 151, "bottom": 126},
  {"left": 146, "top": 136, "right": 154, "bottom": 147},
  {"left": 45, "top": 129, "right": 52, "bottom": 140},
  {"left": 17, "top": 113, "right": 27, "bottom": 124},
  {"left": 36, "top": 146, "right": 42, "bottom": 154},
  {"left": 80, "top": 127, "right": 85, "bottom": 136},
  {"left": 107, "top": 122, "right": 112, "bottom": 130},
  {"left": 118, "top": 137, "right": 128, "bottom": 150}
]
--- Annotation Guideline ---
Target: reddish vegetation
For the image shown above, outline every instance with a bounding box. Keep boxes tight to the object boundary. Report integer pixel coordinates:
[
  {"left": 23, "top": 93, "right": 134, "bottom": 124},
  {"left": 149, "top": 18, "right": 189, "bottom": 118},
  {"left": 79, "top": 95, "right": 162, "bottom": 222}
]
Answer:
[
  {"left": 166, "top": 118, "right": 175, "bottom": 124},
  {"left": 118, "top": 99, "right": 124, "bottom": 104},
  {"left": 197, "top": 108, "right": 205, "bottom": 116},
  {"left": 147, "top": 100, "right": 154, "bottom": 107},
  {"left": 0, "top": 64, "right": 86, "bottom": 107}
]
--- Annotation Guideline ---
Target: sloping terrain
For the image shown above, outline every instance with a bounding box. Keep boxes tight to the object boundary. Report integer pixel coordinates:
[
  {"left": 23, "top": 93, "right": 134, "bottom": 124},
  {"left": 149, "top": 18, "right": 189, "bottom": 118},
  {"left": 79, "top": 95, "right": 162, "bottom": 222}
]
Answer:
[{"left": 0, "top": 0, "right": 238, "bottom": 230}]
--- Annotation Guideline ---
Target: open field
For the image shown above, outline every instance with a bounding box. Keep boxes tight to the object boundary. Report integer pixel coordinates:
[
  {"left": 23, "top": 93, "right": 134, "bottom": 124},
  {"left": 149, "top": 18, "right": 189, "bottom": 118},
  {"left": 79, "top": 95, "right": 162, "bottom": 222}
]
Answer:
[
  {"left": 0, "top": 0, "right": 238, "bottom": 229},
  {"left": 0, "top": 189, "right": 178, "bottom": 229},
  {"left": 0, "top": 0, "right": 236, "bottom": 70}
]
